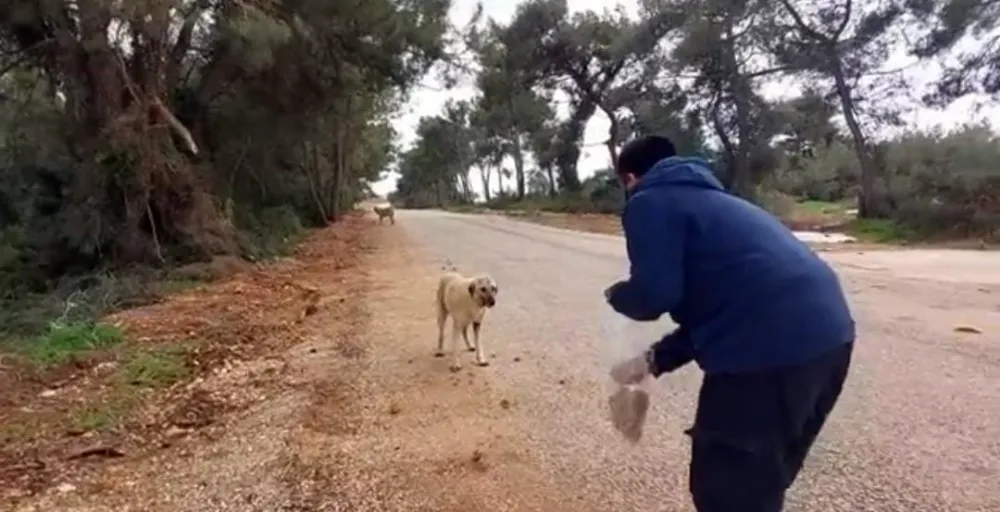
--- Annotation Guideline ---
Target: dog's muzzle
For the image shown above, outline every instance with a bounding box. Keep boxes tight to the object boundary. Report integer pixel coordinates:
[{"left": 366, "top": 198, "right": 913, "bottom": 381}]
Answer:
[{"left": 485, "top": 296, "right": 496, "bottom": 307}]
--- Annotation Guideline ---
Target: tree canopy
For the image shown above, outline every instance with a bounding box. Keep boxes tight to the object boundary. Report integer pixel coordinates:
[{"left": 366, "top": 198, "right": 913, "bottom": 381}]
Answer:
[
  {"left": 0, "top": 0, "right": 451, "bottom": 293},
  {"left": 4, "top": 0, "right": 1000, "bottom": 306}
]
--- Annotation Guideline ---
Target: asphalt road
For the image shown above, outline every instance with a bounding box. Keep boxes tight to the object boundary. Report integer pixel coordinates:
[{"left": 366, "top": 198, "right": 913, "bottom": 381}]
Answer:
[{"left": 399, "top": 208, "right": 1000, "bottom": 512}]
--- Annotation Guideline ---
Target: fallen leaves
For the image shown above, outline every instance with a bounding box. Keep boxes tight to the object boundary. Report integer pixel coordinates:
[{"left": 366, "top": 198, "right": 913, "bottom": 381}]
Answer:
[{"left": 0, "top": 212, "right": 374, "bottom": 501}]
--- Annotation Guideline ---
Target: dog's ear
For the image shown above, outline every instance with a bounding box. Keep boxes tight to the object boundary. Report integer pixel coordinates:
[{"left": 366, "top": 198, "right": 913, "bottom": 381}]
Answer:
[{"left": 468, "top": 282, "right": 476, "bottom": 296}]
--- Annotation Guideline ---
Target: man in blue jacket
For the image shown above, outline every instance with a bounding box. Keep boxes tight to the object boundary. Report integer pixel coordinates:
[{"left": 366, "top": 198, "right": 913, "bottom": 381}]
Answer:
[{"left": 605, "top": 135, "right": 855, "bottom": 512}]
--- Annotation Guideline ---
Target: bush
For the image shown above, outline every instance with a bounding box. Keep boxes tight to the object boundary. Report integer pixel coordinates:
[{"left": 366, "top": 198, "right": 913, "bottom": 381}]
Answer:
[
  {"left": 768, "top": 125, "right": 1000, "bottom": 241},
  {"left": 755, "top": 188, "right": 797, "bottom": 218},
  {"left": 233, "top": 205, "right": 306, "bottom": 260},
  {"left": 772, "top": 142, "right": 858, "bottom": 202},
  {"left": 882, "top": 126, "right": 1000, "bottom": 239}
]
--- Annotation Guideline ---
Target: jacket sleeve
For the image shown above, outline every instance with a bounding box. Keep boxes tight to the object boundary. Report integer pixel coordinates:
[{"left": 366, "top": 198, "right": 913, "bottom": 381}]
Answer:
[
  {"left": 606, "top": 191, "right": 685, "bottom": 322},
  {"left": 649, "top": 326, "right": 694, "bottom": 376}
]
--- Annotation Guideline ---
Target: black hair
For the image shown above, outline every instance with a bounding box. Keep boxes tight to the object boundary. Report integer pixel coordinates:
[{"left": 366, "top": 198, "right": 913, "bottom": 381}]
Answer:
[{"left": 616, "top": 135, "right": 677, "bottom": 177}]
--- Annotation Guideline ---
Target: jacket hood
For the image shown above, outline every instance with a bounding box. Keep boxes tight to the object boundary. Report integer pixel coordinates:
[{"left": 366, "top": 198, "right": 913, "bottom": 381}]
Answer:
[{"left": 633, "top": 156, "right": 724, "bottom": 193}]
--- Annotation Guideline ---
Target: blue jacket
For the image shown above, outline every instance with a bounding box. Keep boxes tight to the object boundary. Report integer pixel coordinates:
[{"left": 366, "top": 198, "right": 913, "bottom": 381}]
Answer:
[{"left": 607, "top": 157, "right": 855, "bottom": 375}]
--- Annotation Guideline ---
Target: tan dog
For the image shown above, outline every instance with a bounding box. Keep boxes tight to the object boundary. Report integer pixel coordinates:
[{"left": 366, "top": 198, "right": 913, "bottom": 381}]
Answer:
[
  {"left": 373, "top": 204, "right": 395, "bottom": 224},
  {"left": 435, "top": 271, "right": 498, "bottom": 371}
]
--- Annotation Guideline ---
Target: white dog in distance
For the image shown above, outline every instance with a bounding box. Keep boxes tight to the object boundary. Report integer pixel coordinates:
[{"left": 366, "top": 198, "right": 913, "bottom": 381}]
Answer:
[
  {"left": 435, "top": 271, "right": 498, "bottom": 371},
  {"left": 373, "top": 203, "right": 395, "bottom": 224}
]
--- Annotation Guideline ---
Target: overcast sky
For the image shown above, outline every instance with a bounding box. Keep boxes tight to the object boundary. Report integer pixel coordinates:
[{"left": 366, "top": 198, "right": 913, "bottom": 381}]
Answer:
[{"left": 374, "top": 0, "right": 1000, "bottom": 198}]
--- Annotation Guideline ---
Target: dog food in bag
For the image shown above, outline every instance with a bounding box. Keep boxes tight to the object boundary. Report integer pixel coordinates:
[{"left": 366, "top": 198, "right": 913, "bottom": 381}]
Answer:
[
  {"left": 608, "top": 384, "right": 650, "bottom": 443},
  {"left": 601, "top": 305, "right": 655, "bottom": 443}
]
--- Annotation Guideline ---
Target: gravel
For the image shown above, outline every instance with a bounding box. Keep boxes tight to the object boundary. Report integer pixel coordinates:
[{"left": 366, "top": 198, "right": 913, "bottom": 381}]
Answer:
[
  {"left": 10, "top": 209, "right": 997, "bottom": 511},
  {"left": 400, "top": 209, "right": 1000, "bottom": 512}
]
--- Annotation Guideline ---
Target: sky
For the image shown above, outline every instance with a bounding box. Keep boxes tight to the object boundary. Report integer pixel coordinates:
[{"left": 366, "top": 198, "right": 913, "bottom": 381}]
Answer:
[{"left": 372, "top": 0, "right": 1000, "bottom": 198}]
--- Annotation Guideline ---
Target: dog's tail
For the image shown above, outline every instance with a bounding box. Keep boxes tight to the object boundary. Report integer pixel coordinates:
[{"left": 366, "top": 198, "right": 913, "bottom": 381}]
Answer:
[{"left": 435, "top": 274, "right": 449, "bottom": 321}]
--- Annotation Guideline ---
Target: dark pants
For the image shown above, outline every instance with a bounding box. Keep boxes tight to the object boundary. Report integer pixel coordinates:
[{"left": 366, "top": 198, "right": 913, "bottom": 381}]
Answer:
[{"left": 687, "top": 343, "right": 853, "bottom": 512}]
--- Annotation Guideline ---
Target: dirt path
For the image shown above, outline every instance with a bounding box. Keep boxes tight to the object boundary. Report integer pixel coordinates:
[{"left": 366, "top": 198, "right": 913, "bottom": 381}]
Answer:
[
  {"left": 282, "top": 223, "right": 586, "bottom": 511},
  {"left": 3, "top": 213, "right": 585, "bottom": 511},
  {"left": 5, "top": 208, "right": 999, "bottom": 511},
  {"left": 397, "top": 209, "right": 1000, "bottom": 511}
]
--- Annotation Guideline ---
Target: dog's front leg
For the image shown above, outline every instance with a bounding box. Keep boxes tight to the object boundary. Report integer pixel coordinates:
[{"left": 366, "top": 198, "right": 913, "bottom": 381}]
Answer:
[
  {"left": 461, "top": 326, "right": 474, "bottom": 352},
  {"left": 472, "top": 321, "right": 488, "bottom": 367}
]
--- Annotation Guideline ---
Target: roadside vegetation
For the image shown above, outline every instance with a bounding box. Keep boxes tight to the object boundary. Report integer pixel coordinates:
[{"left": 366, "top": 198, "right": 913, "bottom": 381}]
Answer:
[{"left": 389, "top": 0, "right": 1000, "bottom": 248}]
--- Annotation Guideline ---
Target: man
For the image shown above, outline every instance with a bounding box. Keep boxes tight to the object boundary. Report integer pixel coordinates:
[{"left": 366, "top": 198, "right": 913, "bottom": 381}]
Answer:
[{"left": 604, "top": 135, "right": 855, "bottom": 512}]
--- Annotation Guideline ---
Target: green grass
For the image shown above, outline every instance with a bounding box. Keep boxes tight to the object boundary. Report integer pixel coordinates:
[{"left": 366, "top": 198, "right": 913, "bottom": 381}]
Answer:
[
  {"left": 0, "top": 271, "right": 202, "bottom": 346},
  {"left": 19, "top": 321, "right": 124, "bottom": 368},
  {"left": 72, "top": 405, "right": 121, "bottom": 431},
  {"left": 845, "top": 218, "right": 916, "bottom": 243},
  {"left": 70, "top": 392, "right": 136, "bottom": 432},
  {"left": 64, "top": 346, "right": 189, "bottom": 433},
  {"left": 118, "top": 346, "right": 189, "bottom": 388}
]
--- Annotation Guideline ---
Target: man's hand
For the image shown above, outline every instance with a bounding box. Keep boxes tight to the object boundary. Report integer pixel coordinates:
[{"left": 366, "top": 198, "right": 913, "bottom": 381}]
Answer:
[
  {"left": 610, "top": 350, "right": 653, "bottom": 386},
  {"left": 603, "top": 281, "right": 625, "bottom": 302},
  {"left": 604, "top": 280, "right": 661, "bottom": 322}
]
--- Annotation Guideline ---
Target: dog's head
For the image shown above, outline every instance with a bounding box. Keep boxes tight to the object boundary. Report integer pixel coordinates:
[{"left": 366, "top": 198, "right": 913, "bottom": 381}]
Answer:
[{"left": 467, "top": 275, "right": 498, "bottom": 308}]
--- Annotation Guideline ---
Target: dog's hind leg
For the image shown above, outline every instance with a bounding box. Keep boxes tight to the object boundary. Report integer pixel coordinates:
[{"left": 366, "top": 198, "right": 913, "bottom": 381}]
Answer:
[
  {"left": 472, "top": 321, "right": 488, "bottom": 367},
  {"left": 435, "top": 309, "right": 447, "bottom": 358},
  {"left": 449, "top": 323, "right": 463, "bottom": 372}
]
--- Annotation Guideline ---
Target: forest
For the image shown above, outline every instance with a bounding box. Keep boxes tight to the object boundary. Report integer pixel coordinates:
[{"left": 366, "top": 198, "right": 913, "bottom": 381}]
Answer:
[
  {"left": 0, "top": 0, "right": 450, "bottom": 340},
  {"left": 1, "top": 0, "right": 998, "bottom": 342},
  {"left": 390, "top": 0, "right": 1000, "bottom": 243}
]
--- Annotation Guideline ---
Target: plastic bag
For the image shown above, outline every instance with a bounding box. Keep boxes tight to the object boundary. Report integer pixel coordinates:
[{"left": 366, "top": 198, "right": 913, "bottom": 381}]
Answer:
[{"left": 600, "top": 303, "right": 656, "bottom": 443}]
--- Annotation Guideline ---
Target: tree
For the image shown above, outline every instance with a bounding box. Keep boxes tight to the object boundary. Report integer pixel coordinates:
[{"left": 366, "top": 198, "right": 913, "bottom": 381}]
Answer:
[
  {"left": 468, "top": 22, "right": 554, "bottom": 200},
  {"left": 499, "top": 0, "right": 686, "bottom": 191},
  {"left": 526, "top": 121, "right": 561, "bottom": 197},
  {"left": 772, "top": 88, "right": 841, "bottom": 157},
  {"left": 767, "top": 0, "right": 906, "bottom": 217},
  {"left": 0, "top": 0, "right": 451, "bottom": 274},
  {"left": 672, "top": 0, "right": 784, "bottom": 199},
  {"left": 620, "top": 83, "right": 708, "bottom": 156},
  {"left": 908, "top": 0, "right": 1000, "bottom": 105},
  {"left": 393, "top": 101, "right": 478, "bottom": 207}
]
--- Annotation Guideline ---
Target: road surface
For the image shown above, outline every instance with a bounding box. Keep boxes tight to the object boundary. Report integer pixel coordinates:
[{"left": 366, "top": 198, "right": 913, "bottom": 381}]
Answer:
[
  {"left": 11, "top": 208, "right": 998, "bottom": 512},
  {"left": 395, "top": 209, "right": 1000, "bottom": 512}
]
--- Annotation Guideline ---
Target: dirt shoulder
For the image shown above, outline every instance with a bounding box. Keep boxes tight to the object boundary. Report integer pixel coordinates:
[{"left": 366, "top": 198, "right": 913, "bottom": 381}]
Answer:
[
  {"left": 2, "top": 214, "right": 370, "bottom": 510},
  {"left": 3, "top": 211, "right": 581, "bottom": 511}
]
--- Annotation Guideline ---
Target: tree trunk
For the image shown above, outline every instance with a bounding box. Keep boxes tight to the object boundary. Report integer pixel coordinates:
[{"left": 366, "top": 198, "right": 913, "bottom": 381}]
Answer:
[
  {"left": 723, "top": 21, "right": 756, "bottom": 202},
  {"left": 304, "top": 143, "right": 329, "bottom": 223},
  {"left": 708, "top": 93, "right": 743, "bottom": 196},
  {"left": 331, "top": 118, "right": 348, "bottom": 222},
  {"left": 601, "top": 106, "right": 621, "bottom": 166},
  {"left": 512, "top": 134, "right": 526, "bottom": 200},
  {"left": 545, "top": 166, "right": 557, "bottom": 198},
  {"left": 555, "top": 101, "right": 596, "bottom": 192},
  {"left": 828, "top": 49, "right": 884, "bottom": 218},
  {"left": 479, "top": 165, "right": 492, "bottom": 202},
  {"left": 458, "top": 170, "right": 472, "bottom": 200}
]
